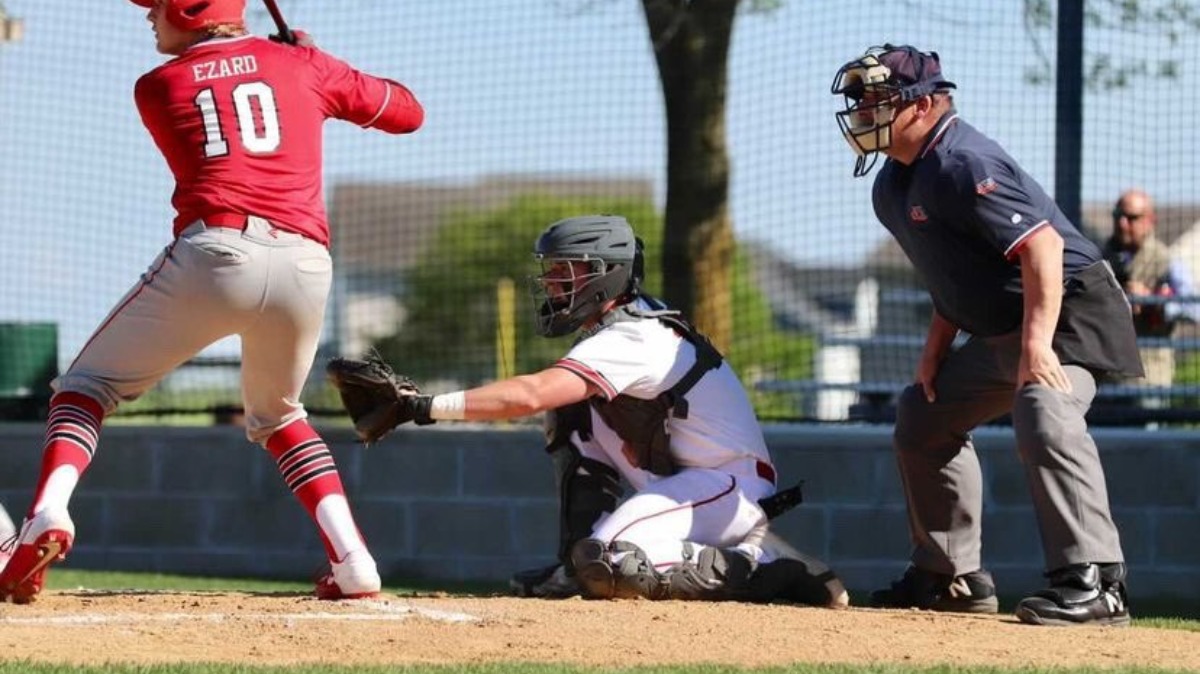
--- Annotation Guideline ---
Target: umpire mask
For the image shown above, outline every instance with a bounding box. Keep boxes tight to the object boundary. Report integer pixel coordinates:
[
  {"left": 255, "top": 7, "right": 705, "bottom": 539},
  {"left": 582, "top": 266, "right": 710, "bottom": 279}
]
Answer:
[{"left": 831, "top": 44, "right": 955, "bottom": 177}]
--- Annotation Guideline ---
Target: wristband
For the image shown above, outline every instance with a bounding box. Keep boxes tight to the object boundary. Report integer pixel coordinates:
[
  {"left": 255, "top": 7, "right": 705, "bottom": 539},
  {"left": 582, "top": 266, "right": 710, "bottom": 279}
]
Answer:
[{"left": 429, "top": 391, "right": 467, "bottom": 421}]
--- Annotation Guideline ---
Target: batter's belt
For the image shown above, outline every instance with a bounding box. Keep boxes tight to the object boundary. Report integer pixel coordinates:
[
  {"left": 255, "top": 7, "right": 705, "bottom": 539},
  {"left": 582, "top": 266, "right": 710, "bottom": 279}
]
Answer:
[
  {"left": 202, "top": 212, "right": 252, "bottom": 229},
  {"left": 194, "top": 212, "right": 314, "bottom": 246}
]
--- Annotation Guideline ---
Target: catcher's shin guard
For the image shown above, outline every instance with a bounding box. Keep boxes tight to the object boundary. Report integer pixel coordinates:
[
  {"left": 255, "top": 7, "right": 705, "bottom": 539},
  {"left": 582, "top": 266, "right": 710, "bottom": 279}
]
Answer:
[
  {"left": 571, "top": 539, "right": 669, "bottom": 600},
  {"left": 510, "top": 403, "right": 620, "bottom": 597},
  {"left": 546, "top": 402, "right": 621, "bottom": 568},
  {"left": 667, "top": 544, "right": 755, "bottom": 601}
]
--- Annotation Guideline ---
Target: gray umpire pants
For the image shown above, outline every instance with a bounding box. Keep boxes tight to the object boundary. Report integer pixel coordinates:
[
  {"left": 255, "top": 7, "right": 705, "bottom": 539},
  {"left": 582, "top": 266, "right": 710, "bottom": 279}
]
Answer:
[{"left": 893, "top": 331, "right": 1124, "bottom": 577}]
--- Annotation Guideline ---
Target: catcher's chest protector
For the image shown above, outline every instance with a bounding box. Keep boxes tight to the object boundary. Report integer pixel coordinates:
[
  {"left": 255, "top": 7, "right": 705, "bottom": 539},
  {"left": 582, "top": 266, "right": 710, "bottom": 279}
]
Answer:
[{"left": 581, "top": 305, "right": 723, "bottom": 475}]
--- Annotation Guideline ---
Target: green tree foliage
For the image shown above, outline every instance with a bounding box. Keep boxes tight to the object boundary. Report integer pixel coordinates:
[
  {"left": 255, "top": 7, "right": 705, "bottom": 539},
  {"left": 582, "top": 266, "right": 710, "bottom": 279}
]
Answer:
[
  {"left": 375, "top": 196, "right": 662, "bottom": 386},
  {"left": 728, "top": 249, "right": 815, "bottom": 419},
  {"left": 374, "top": 195, "right": 813, "bottom": 418},
  {"left": 1023, "top": 0, "right": 1200, "bottom": 88}
]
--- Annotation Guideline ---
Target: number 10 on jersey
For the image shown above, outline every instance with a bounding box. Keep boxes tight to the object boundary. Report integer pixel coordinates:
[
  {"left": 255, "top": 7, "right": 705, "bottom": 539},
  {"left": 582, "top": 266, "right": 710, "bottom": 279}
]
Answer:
[{"left": 194, "top": 82, "right": 281, "bottom": 157}]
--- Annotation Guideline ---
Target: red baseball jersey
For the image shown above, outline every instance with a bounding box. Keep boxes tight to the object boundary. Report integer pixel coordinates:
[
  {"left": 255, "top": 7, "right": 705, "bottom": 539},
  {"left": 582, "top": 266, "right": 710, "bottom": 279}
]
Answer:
[{"left": 135, "top": 35, "right": 423, "bottom": 246}]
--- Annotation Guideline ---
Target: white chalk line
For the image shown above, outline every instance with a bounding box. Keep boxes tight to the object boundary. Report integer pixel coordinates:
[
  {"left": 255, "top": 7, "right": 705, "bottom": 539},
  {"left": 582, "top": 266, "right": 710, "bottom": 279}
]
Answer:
[{"left": 0, "top": 599, "right": 478, "bottom": 626}]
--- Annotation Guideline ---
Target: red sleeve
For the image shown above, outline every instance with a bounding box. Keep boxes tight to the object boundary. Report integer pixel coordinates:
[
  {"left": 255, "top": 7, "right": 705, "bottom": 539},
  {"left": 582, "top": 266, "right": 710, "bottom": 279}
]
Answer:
[
  {"left": 133, "top": 72, "right": 160, "bottom": 130},
  {"left": 362, "top": 79, "right": 424, "bottom": 134},
  {"left": 307, "top": 48, "right": 423, "bottom": 134},
  {"left": 133, "top": 72, "right": 173, "bottom": 168}
]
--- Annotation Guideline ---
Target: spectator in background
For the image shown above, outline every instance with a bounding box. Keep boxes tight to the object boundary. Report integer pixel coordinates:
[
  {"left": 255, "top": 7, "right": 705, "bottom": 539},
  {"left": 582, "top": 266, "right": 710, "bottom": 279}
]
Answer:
[{"left": 1103, "top": 188, "right": 1200, "bottom": 391}]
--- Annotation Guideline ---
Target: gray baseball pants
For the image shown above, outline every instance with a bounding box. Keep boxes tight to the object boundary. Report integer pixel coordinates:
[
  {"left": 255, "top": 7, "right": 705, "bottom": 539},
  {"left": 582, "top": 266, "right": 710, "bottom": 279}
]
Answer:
[
  {"left": 893, "top": 331, "right": 1124, "bottom": 576},
  {"left": 54, "top": 217, "right": 331, "bottom": 444}
]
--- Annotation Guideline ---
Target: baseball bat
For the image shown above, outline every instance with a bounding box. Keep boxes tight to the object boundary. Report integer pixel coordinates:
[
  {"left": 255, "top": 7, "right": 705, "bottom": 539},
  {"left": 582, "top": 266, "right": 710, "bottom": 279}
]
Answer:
[{"left": 261, "top": 0, "right": 295, "bottom": 45}]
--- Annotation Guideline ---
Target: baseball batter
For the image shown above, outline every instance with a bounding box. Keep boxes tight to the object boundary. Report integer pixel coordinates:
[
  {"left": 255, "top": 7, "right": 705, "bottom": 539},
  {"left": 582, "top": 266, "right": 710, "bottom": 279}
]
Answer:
[
  {"left": 328, "top": 214, "right": 846, "bottom": 606},
  {"left": 0, "top": 0, "right": 423, "bottom": 603},
  {"left": 831, "top": 44, "right": 1141, "bottom": 625}
]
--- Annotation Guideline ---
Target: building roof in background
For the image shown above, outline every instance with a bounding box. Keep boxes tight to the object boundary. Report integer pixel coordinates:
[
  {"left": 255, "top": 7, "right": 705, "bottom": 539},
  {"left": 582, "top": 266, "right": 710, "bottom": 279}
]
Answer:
[
  {"left": 746, "top": 241, "right": 870, "bottom": 334},
  {"left": 330, "top": 174, "right": 653, "bottom": 273}
]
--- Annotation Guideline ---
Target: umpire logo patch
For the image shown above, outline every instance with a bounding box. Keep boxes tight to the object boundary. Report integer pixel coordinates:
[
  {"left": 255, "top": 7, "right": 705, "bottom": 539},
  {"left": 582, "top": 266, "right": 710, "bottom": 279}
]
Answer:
[
  {"left": 909, "top": 205, "right": 928, "bottom": 223},
  {"left": 976, "top": 177, "right": 998, "bottom": 195}
]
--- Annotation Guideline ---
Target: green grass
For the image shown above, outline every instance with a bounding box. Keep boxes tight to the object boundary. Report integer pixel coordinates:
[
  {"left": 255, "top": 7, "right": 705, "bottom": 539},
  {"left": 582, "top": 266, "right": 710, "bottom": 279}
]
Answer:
[
  {"left": 46, "top": 568, "right": 505, "bottom": 597},
  {"left": 46, "top": 569, "right": 315, "bottom": 594}
]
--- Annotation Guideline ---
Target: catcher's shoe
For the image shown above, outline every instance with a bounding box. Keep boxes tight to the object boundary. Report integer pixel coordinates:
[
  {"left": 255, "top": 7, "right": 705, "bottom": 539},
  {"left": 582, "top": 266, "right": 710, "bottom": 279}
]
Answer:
[
  {"left": 1015, "top": 563, "right": 1131, "bottom": 627},
  {"left": 314, "top": 548, "right": 381, "bottom": 600},
  {"left": 0, "top": 507, "right": 75, "bottom": 604},
  {"left": 746, "top": 557, "right": 850, "bottom": 608},
  {"left": 510, "top": 564, "right": 582, "bottom": 599},
  {"left": 571, "top": 539, "right": 617, "bottom": 599},
  {"left": 754, "top": 531, "right": 850, "bottom": 608},
  {"left": 870, "top": 565, "right": 999, "bottom": 614}
]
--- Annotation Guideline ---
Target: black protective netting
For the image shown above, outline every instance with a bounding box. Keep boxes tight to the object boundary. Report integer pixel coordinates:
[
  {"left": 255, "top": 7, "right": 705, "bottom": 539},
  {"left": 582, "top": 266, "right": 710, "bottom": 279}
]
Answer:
[{"left": 0, "top": 1, "right": 1196, "bottom": 423}]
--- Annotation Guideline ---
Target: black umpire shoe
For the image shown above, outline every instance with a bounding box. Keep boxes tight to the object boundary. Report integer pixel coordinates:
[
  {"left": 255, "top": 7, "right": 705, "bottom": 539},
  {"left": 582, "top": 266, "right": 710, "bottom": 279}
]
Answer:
[
  {"left": 1015, "top": 562, "right": 1131, "bottom": 626},
  {"left": 870, "top": 565, "right": 999, "bottom": 614}
]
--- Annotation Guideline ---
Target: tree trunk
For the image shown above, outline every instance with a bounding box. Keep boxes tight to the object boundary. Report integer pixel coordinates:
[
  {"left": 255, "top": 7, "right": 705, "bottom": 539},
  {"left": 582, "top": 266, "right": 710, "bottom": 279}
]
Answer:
[{"left": 642, "top": 0, "right": 737, "bottom": 352}]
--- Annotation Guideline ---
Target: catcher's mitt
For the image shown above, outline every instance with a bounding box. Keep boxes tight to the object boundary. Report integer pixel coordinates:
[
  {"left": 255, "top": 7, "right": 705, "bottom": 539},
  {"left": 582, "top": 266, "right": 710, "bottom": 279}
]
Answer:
[{"left": 325, "top": 351, "right": 433, "bottom": 444}]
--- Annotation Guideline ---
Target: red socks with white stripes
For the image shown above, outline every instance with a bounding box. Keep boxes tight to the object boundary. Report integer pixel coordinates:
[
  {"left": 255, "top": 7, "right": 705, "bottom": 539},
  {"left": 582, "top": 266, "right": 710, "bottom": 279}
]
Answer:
[
  {"left": 28, "top": 391, "right": 104, "bottom": 517},
  {"left": 264, "top": 420, "right": 369, "bottom": 562},
  {"left": 29, "top": 401, "right": 367, "bottom": 567}
]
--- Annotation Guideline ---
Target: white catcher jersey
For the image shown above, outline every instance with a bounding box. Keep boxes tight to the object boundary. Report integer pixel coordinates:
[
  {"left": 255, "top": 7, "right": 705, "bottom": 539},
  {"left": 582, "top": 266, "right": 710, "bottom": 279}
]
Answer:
[{"left": 553, "top": 299, "right": 771, "bottom": 474}]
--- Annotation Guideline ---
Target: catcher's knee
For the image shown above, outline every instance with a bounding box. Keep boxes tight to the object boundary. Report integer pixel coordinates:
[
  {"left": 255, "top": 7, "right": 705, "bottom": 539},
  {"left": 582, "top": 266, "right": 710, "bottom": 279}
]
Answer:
[
  {"left": 570, "top": 538, "right": 667, "bottom": 600},
  {"left": 667, "top": 545, "right": 754, "bottom": 601}
]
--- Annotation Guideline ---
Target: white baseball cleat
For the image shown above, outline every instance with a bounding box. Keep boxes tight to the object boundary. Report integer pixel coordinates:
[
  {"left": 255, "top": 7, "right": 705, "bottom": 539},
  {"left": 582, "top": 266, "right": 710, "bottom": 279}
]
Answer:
[
  {"left": 0, "top": 507, "right": 76, "bottom": 604},
  {"left": 314, "top": 548, "right": 381, "bottom": 600}
]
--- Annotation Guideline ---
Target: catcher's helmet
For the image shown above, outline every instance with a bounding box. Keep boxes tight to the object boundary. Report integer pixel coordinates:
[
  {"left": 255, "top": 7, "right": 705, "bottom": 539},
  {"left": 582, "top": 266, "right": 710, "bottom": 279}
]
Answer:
[
  {"left": 130, "top": 0, "right": 246, "bottom": 32},
  {"left": 831, "top": 44, "right": 956, "bottom": 177},
  {"left": 532, "top": 214, "right": 644, "bottom": 338}
]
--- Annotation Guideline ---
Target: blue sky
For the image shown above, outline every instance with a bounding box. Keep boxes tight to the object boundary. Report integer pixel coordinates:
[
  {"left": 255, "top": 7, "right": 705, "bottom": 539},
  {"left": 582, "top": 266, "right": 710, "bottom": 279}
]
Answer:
[{"left": 1, "top": 1, "right": 1196, "bottom": 361}]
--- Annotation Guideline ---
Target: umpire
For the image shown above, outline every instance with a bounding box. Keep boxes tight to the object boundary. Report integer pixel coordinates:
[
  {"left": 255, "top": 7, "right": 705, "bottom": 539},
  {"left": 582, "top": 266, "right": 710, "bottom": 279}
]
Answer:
[{"left": 831, "top": 44, "right": 1142, "bottom": 626}]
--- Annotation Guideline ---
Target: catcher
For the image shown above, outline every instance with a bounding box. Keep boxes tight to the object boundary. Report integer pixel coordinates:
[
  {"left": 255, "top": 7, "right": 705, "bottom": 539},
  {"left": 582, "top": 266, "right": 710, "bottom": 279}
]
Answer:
[{"left": 327, "top": 214, "right": 847, "bottom": 606}]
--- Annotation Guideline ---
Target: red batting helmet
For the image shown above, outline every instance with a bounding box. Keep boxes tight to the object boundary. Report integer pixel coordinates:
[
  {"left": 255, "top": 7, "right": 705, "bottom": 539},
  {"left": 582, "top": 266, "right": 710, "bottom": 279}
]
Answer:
[{"left": 130, "top": 0, "right": 246, "bottom": 32}]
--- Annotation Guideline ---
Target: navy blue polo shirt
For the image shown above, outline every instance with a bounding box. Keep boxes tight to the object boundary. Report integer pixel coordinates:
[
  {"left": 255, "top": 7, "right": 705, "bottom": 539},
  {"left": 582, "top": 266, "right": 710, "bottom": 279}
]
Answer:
[{"left": 872, "top": 111, "right": 1101, "bottom": 337}]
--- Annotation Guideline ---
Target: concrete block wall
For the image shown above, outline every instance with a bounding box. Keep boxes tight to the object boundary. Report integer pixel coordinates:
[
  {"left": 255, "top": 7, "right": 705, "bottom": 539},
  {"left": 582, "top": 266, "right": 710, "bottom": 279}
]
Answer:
[
  {"left": 0, "top": 423, "right": 1196, "bottom": 601},
  {"left": 764, "top": 425, "right": 1200, "bottom": 602}
]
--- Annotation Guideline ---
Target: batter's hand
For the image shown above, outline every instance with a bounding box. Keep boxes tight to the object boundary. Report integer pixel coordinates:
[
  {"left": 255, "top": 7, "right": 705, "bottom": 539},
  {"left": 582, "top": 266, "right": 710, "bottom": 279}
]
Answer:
[
  {"left": 1019, "top": 342, "right": 1072, "bottom": 394},
  {"left": 326, "top": 351, "right": 433, "bottom": 445}
]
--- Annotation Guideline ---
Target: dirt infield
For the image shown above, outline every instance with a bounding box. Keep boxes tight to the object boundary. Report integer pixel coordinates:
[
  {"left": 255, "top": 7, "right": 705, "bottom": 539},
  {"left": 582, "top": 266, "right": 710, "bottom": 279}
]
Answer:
[{"left": 0, "top": 590, "right": 1198, "bottom": 670}]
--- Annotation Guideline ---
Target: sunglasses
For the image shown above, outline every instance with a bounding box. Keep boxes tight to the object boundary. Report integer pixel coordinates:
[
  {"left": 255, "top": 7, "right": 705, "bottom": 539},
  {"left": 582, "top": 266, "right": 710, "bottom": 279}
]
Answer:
[{"left": 1112, "top": 209, "right": 1147, "bottom": 222}]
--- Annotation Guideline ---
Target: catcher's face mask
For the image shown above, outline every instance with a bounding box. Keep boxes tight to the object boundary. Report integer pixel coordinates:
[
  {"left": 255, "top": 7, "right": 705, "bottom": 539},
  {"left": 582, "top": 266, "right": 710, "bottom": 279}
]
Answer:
[{"left": 531, "top": 257, "right": 626, "bottom": 338}]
